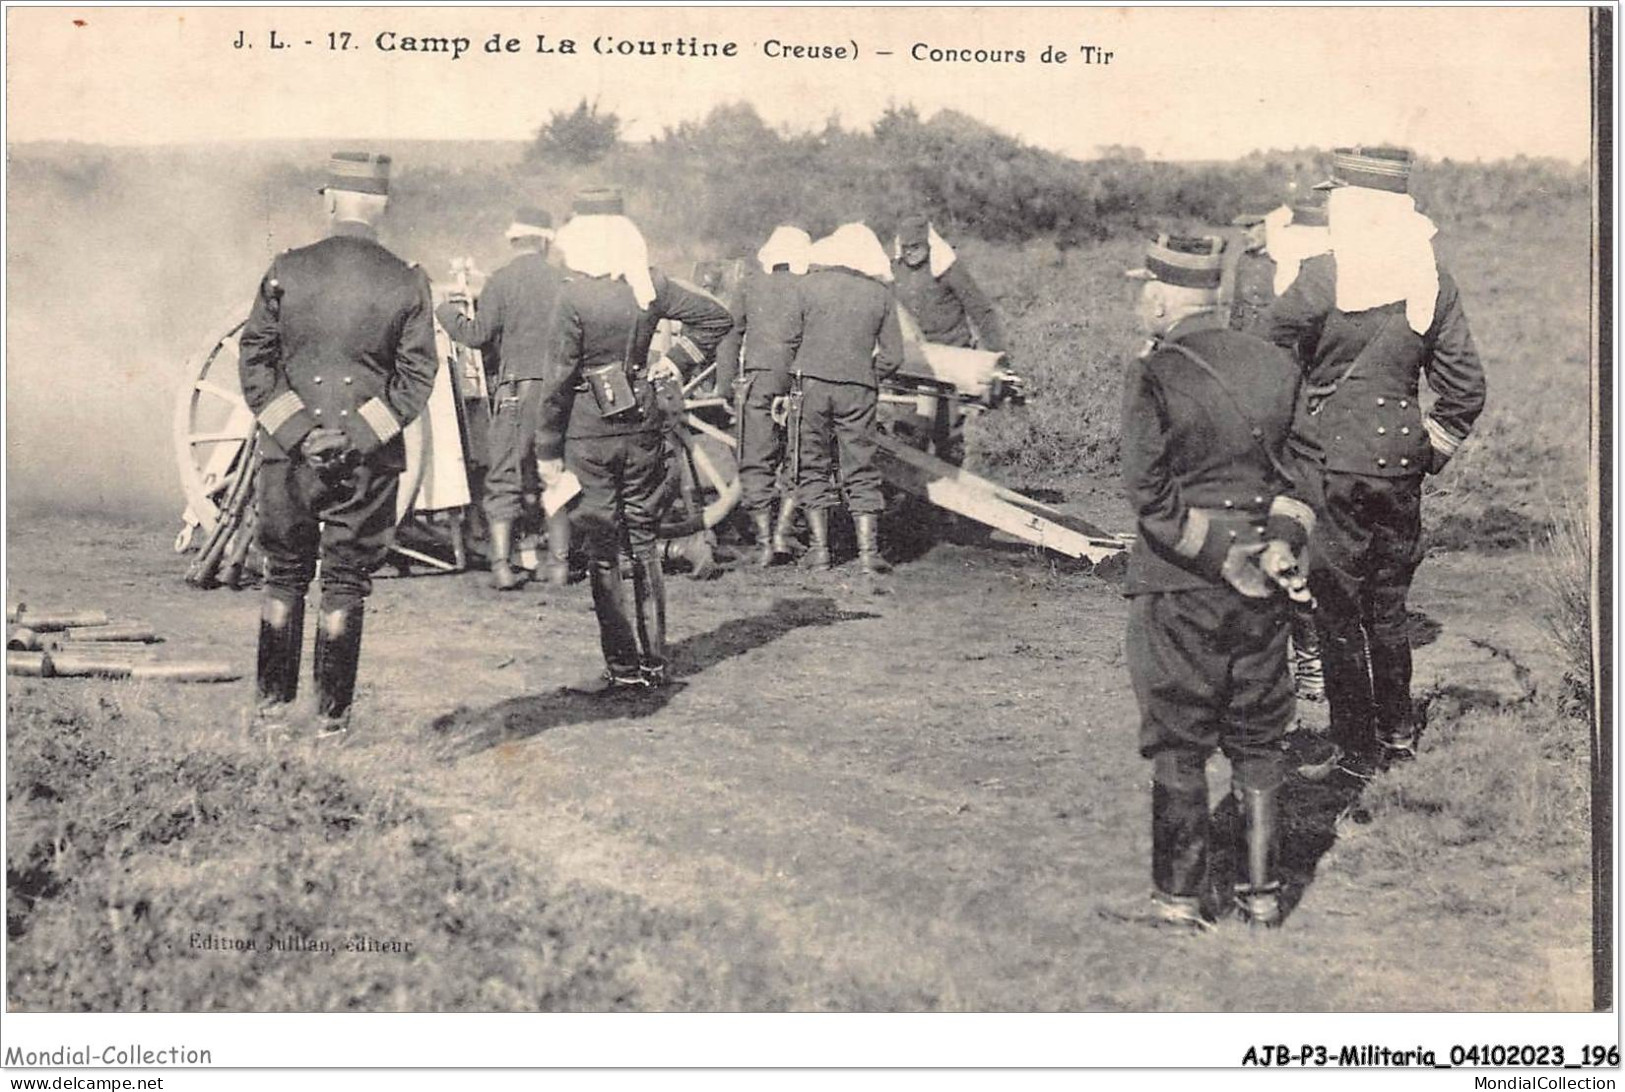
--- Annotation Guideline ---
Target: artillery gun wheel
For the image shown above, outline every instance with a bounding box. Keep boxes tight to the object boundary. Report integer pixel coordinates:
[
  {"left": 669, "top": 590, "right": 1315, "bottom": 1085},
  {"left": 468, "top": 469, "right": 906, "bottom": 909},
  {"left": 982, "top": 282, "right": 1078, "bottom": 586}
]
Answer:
[
  {"left": 174, "top": 317, "right": 430, "bottom": 546},
  {"left": 663, "top": 361, "right": 742, "bottom": 537}
]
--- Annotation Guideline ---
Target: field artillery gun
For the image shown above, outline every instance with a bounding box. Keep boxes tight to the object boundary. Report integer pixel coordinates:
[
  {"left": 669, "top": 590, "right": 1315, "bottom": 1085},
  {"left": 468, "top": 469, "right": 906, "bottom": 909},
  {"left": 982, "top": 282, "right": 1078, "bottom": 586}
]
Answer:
[
  {"left": 172, "top": 262, "right": 739, "bottom": 585},
  {"left": 682, "top": 259, "right": 1128, "bottom": 566}
]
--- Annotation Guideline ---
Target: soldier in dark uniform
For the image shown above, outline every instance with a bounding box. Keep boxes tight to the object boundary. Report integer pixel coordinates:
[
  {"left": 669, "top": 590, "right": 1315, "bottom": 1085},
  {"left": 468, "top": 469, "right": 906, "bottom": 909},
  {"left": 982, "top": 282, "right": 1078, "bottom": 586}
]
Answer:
[
  {"left": 536, "top": 189, "right": 734, "bottom": 690},
  {"left": 239, "top": 152, "right": 439, "bottom": 738},
  {"left": 787, "top": 223, "right": 906, "bottom": 574},
  {"left": 889, "top": 214, "right": 1007, "bottom": 467},
  {"left": 437, "top": 206, "right": 569, "bottom": 589},
  {"left": 713, "top": 226, "right": 810, "bottom": 566},
  {"left": 1264, "top": 147, "right": 1487, "bottom": 772},
  {"left": 1225, "top": 200, "right": 1334, "bottom": 722},
  {"left": 1121, "top": 234, "right": 1318, "bottom": 930}
]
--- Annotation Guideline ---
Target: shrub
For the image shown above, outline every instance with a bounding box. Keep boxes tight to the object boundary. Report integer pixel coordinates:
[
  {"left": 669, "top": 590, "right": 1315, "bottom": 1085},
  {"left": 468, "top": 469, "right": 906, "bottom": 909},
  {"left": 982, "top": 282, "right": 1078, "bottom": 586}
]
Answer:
[{"left": 525, "top": 99, "right": 621, "bottom": 168}]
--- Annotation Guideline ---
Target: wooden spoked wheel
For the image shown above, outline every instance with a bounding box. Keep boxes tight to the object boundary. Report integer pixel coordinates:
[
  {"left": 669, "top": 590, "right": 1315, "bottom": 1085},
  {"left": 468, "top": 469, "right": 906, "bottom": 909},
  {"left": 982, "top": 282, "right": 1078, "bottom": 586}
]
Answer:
[{"left": 173, "top": 317, "right": 429, "bottom": 552}]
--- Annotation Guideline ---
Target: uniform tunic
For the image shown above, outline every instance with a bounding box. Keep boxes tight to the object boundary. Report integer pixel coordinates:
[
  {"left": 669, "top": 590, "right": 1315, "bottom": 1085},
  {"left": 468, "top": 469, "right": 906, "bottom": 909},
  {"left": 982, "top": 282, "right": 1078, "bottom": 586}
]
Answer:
[
  {"left": 238, "top": 221, "right": 439, "bottom": 607},
  {"left": 436, "top": 251, "right": 565, "bottom": 523},
  {"left": 714, "top": 269, "right": 804, "bottom": 512},
  {"left": 1119, "top": 317, "right": 1315, "bottom": 780},
  {"left": 786, "top": 266, "right": 905, "bottom": 515},
  {"left": 890, "top": 258, "right": 1007, "bottom": 351},
  {"left": 1262, "top": 253, "right": 1487, "bottom": 742},
  {"left": 535, "top": 269, "right": 733, "bottom": 558},
  {"left": 1225, "top": 248, "right": 1278, "bottom": 336}
]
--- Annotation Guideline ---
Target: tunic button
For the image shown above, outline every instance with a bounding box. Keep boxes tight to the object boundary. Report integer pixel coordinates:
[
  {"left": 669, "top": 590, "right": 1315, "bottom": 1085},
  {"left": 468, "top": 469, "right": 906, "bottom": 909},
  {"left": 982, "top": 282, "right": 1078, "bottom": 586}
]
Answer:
[
  {"left": 344, "top": 377, "right": 354, "bottom": 385},
  {"left": 313, "top": 409, "right": 322, "bottom": 417},
  {"left": 1376, "top": 457, "right": 1387, "bottom": 467},
  {"left": 340, "top": 410, "right": 349, "bottom": 418},
  {"left": 1250, "top": 428, "right": 1263, "bottom": 439},
  {"left": 1400, "top": 400, "right": 1409, "bottom": 408},
  {"left": 1228, "top": 530, "right": 1239, "bottom": 540},
  {"left": 1377, "top": 426, "right": 1387, "bottom": 435},
  {"left": 313, "top": 376, "right": 322, "bottom": 384},
  {"left": 1223, "top": 499, "right": 1234, "bottom": 509},
  {"left": 1400, "top": 458, "right": 1410, "bottom": 467},
  {"left": 1377, "top": 397, "right": 1387, "bottom": 406},
  {"left": 1253, "top": 496, "right": 1264, "bottom": 506},
  {"left": 1402, "top": 426, "right": 1411, "bottom": 435}
]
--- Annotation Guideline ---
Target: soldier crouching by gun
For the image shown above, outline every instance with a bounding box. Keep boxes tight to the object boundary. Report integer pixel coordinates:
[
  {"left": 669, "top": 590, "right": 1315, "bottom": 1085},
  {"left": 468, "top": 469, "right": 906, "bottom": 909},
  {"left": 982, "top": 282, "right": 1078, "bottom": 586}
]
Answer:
[
  {"left": 1119, "top": 234, "right": 1319, "bottom": 932},
  {"left": 716, "top": 225, "right": 810, "bottom": 566}
]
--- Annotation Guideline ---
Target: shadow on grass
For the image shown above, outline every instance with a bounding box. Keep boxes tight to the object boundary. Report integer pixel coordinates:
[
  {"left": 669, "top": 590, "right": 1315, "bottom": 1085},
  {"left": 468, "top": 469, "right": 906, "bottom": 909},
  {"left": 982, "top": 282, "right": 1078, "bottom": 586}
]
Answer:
[{"left": 430, "top": 596, "right": 880, "bottom": 760}]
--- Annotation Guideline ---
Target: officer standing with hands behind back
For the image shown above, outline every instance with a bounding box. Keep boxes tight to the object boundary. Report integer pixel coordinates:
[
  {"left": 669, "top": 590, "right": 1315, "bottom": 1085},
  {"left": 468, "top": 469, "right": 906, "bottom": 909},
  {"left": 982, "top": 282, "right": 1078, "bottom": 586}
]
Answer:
[
  {"left": 1120, "top": 234, "right": 1318, "bottom": 931},
  {"left": 239, "top": 151, "right": 440, "bottom": 740}
]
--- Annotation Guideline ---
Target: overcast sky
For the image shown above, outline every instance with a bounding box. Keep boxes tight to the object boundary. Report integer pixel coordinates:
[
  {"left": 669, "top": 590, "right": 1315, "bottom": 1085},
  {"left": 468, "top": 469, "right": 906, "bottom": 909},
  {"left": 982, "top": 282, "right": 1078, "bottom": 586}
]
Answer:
[{"left": 5, "top": 6, "right": 1595, "bottom": 162}]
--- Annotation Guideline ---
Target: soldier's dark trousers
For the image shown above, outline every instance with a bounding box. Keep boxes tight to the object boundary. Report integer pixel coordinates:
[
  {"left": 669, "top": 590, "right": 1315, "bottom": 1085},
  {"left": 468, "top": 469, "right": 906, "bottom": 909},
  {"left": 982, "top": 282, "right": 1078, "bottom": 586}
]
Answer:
[
  {"left": 736, "top": 370, "right": 791, "bottom": 513},
  {"left": 1127, "top": 587, "right": 1292, "bottom": 899},
  {"left": 484, "top": 379, "right": 543, "bottom": 525},
  {"left": 567, "top": 431, "right": 674, "bottom": 677},
  {"left": 256, "top": 458, "right": 400, "bottom": 611},
  {"left": 1307, "top": 471, "right": 1424, "bottom": 750},
  {"left": 796, "top": 377, "right": 883, "bottom": 516}
]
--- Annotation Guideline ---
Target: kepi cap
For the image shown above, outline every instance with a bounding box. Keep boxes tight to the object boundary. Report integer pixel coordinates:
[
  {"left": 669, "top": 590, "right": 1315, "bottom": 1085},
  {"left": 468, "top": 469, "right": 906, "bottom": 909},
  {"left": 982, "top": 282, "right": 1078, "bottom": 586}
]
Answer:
[
  {"left": 896, "top": 214, "right": 931, "bottom": 247},
  {"left": 505, "top": 205, "right": 554, "bottom": 240},
  {"left": 571, "top": 187, "right": 625, "bottom": 216},
  {"left": 320, "top": 151, "right": 391, "bottom": 196},
  {"left": 1125, "top": 234, "right": 1226, "bottom": 289},
  {"left": 1313, "top": 146, "right": 1414, "bottom": 193},
  {"left": 1289, "top": 200, "right": 1329, "bottom": 227}
]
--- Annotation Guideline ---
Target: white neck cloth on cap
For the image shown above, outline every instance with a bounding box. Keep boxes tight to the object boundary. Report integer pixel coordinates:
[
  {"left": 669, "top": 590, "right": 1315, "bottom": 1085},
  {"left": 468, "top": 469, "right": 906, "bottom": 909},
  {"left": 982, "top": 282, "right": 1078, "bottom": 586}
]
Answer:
[
  {"left": 1264, "top": 205, "right": 1331, "bottom": 297},
  {"left": 891, "top": 224, "right": 957, "bottom": 277},
  {"left": 811, "top": 223, "right": 894, "bottom": 283},
  {"left": 554, "top": 215, "right": 656, "bottom": 309},
  {"left": 757, "top": 226, "right": 811, "bottom": 276},
  {"left": 1327, "top": 187, "right": 1439, "bottom": 334}
]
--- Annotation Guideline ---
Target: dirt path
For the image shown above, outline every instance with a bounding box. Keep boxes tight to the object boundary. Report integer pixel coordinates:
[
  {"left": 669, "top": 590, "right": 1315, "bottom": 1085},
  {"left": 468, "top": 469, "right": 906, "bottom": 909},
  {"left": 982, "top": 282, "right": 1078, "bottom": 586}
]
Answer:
[{"left": 6, "top": 516, "right": 1592, "bottom": 1010}]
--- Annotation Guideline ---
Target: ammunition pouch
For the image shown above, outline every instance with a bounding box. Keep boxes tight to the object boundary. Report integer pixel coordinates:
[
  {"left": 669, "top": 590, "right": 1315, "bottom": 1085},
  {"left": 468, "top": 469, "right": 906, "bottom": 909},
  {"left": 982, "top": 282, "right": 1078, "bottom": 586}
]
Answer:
[{"left": 584, "top": 362, "right": 639, "bottom": 420}]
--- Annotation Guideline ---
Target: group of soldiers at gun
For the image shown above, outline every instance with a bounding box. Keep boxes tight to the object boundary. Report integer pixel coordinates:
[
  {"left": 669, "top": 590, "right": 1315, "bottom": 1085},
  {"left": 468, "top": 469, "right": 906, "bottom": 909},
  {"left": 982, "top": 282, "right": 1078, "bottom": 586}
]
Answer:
[{"left": 236, "top": 145, "right": 1484, "bottom": 934}]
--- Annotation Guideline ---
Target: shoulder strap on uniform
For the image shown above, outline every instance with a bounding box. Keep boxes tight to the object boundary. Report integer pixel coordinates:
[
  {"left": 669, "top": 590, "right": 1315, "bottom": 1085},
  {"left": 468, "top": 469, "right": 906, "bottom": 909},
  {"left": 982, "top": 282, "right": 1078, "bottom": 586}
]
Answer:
[
  {"left": 1157, "top": 339, "right": 1295, "bottom": 486},
  {"left": 1301, "top": 312, "right": 1398, "bottom": 415}
]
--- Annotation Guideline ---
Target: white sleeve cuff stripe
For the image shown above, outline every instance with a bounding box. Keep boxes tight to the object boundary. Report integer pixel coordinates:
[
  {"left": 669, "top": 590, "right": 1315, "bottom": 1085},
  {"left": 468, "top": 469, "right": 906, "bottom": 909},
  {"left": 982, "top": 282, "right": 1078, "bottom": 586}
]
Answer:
[
  {"left": 258, "top": 391, "right": 305, "bottom": 435},
  {"left": 1268, "top": 495, "right": 1316, "bottom": 536},
  {"left": 359, "top": 398, "right": 401, "bottom": 443},
  {"left": 1173, "top": 508, "right": 1209, "bottom": 559},
  {"left": 1424, "top": 416, "right": 1463, "bottom": 456}
]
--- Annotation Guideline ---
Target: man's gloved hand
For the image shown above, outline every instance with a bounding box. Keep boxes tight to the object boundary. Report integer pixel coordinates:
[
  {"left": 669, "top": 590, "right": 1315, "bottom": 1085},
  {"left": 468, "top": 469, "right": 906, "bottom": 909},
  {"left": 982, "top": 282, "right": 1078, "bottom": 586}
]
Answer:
[
  {"left": 1221, "top": 541, "right": 1274, "bottom": 599},
  {"left": 1259, "top": 539, "right": 1311, "bottom": 603},
  {"left": 535, "top": 457, "right": 566, "bottom": 487},
  {"left": 300, "top": 427, "right": 357, "bottom": 478}
]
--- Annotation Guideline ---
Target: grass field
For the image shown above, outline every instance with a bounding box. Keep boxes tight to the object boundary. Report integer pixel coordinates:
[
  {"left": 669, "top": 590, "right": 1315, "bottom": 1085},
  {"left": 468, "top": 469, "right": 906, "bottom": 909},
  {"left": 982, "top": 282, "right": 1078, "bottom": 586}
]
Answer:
[{"left": 5, "top": 138, "right": 1599, "bottom": 1013}]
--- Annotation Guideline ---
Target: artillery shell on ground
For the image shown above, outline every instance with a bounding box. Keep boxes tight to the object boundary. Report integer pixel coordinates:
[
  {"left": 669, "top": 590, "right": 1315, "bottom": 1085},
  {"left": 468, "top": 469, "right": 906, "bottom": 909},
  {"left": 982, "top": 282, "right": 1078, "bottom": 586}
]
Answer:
[
  {"left": 47, "top": 640, "right": 161, "bottom": 658},
  {"left": 8, "top": 627, "right": 41, "bottom": 651},
  {"left": 7, "top": 650, "right": 54, "bottom": 677},
  {"left": 48, "top": 653, "right": 136, "bottom": 678},
  {"left": 11, "top": 610, "right": 111, "bottom": 632},
  {"left": 128, "top": 662, "right": 242, "bottom": 683},
  {"left": 63, "top": 622, "right": 160, "bottom": 643}
]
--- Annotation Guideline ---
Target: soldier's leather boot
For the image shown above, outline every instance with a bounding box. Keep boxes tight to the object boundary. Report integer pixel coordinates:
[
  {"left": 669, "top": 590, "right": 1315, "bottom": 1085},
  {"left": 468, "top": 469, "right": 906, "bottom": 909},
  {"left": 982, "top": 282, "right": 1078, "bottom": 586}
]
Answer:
[
  {"left": 542, "top": 510, "right": 573, "bottom": 586},
  {"left": 588, "top": 558, "right": 644, "bottom": 689},
  {"left": 312, "top": 603, "right": 363, "bottom": 738},
  {"left": 855, "top": 513, "right": 891, "bottom": 575},
  {"left": 770, "top": 494, "right": 798, "bottom": 563},
  {"left": 1370, "top": 633, "right": 1419, "bottom": 766},
  {"left": 253, "top": 594, "right": 303, "bottom": 734},
  {"left": 488, "top": 519, "right": 529, "bottom": 591},
  {"left": 1234, "top": 784, "right": 1283, "bottom": 928},
  {"left": 751, "top": 509, "right": 776, "bottom": 568},
  {"left": 631, "top": 552, "right": 670, "bottom": 688},
  {"left": 1150, "top": 752, "right": 1213, "bottom": 931},
  {"left": 1320, "top": 621, "right": 1379, "bottom": 776},
  {"left": 800, "top": 507, "right": 832, "bottom": 571}
]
